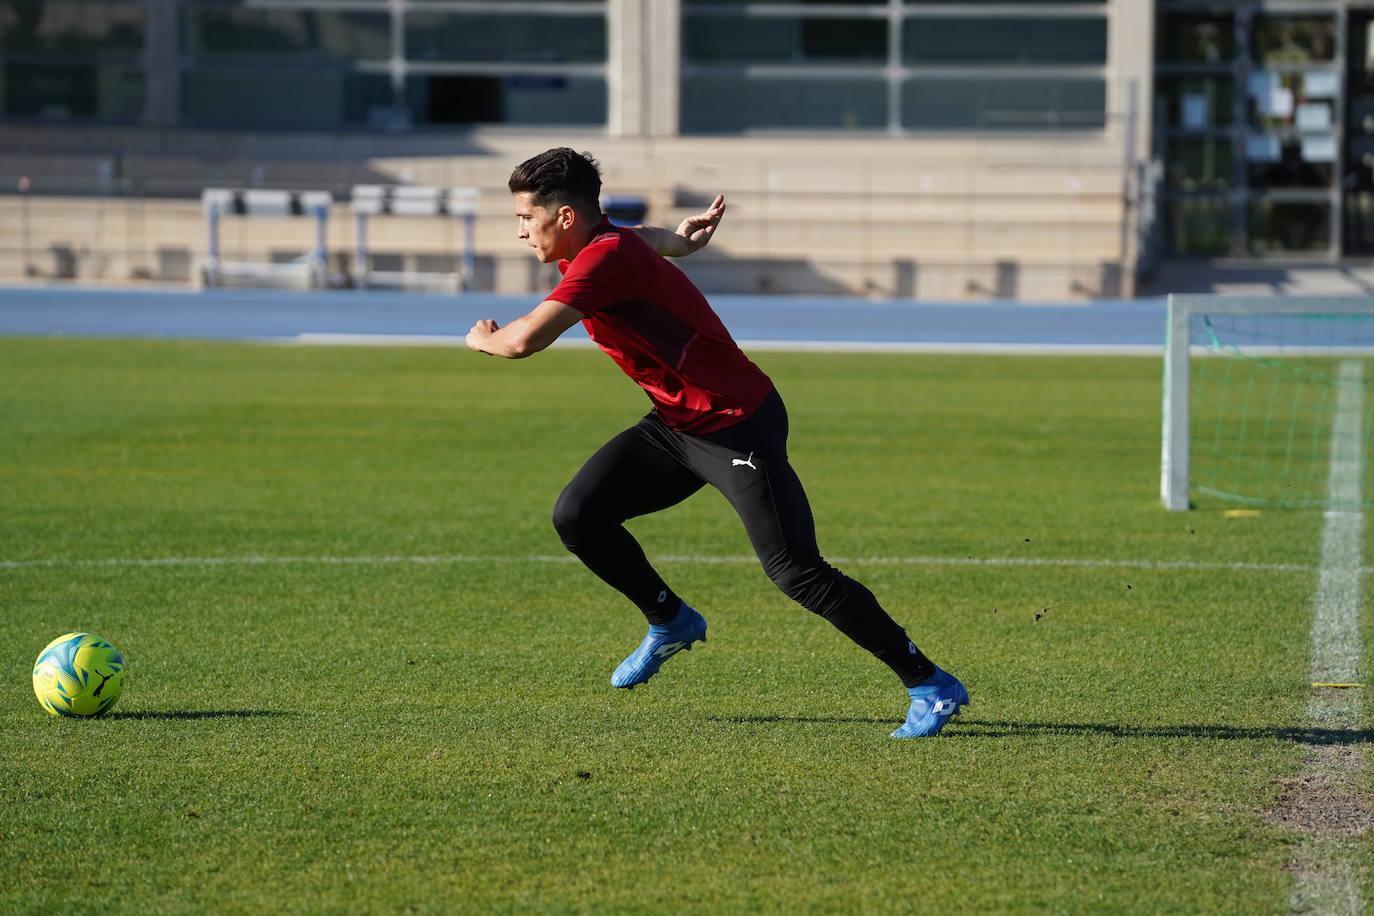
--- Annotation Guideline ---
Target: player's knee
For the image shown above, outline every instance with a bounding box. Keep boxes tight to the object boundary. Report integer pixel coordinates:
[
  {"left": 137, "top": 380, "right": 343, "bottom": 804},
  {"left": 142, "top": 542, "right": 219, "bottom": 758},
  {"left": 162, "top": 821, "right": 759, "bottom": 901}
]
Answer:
[
  {"left": 552, "top": 485, "right": 614, "bottom": 546},
  {"left": 767, "top": 560, "right": 842, "bottom": 615},
  {"left": 551, "top": 487, "right": 587, "bottom": 542}
]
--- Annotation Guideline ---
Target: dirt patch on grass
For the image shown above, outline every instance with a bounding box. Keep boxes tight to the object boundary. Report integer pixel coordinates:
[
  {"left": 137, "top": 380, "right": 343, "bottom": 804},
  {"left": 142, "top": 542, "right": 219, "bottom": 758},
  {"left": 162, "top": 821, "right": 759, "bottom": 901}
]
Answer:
[{"left": 1263, "top": 745, "right": 1374, "bottom": 837}]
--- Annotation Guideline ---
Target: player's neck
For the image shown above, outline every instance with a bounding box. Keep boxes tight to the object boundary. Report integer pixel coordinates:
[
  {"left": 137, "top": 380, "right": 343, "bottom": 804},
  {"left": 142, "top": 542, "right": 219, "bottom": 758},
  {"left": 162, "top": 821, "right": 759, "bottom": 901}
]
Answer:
[{"left": 560, "top": 216, "right": 603, "bottom": 261}]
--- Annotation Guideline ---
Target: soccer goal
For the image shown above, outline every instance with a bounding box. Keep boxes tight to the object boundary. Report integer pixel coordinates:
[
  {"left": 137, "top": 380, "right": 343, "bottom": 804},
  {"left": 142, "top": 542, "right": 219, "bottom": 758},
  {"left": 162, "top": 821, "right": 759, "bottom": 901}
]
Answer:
[{"left": 1161, "top": 294, "right": 1374, "bottom": 511}]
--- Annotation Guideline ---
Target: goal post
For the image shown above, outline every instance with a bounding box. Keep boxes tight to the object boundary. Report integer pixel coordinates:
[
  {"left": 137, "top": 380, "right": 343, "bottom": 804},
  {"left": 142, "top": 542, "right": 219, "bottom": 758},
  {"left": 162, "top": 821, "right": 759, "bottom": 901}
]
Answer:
[{"left": 1161, "top": 294, "right": 1374, "bottom": 511}]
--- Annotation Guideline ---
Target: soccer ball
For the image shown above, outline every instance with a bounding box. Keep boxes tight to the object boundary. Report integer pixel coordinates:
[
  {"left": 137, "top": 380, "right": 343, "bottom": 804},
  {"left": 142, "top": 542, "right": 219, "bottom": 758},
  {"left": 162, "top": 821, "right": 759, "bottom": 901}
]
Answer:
[{"left": 32, "top": 632, "right": 125, "bottom": 717}]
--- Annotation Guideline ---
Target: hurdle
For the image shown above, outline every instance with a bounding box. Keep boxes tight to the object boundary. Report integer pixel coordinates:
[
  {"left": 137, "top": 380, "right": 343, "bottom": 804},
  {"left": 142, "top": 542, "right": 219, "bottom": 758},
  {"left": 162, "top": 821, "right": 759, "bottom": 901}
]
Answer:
[
  {"left": 350, "top": 186, "right": 480, "bottom": 293},
  {"left": 201, "top": 188, "right": 333, "bottom": 289}
]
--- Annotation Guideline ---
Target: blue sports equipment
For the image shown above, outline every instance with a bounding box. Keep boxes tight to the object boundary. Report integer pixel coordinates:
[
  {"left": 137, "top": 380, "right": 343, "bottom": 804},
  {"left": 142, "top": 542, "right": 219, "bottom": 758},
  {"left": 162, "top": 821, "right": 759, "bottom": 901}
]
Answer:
[
  {"left": 611, "top": 604, "right": 708, "bottom": 688},
  {"left": 891, "top": 667, "right": 968, "bottom": 738}
]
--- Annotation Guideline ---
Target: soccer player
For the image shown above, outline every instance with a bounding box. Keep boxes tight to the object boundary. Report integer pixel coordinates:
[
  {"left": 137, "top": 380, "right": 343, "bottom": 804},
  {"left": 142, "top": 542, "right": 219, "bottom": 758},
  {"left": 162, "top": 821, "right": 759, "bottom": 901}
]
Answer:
[{"left": 466, "top": 148, "right": 967, "bottom": 738}]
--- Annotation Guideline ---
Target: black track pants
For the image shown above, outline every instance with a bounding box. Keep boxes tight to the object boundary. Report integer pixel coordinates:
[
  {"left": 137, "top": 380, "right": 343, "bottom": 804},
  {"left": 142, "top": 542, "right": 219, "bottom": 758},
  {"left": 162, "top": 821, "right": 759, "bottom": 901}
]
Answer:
[{"left": 551, "top": 389, "right": 935, "bottom": 687}]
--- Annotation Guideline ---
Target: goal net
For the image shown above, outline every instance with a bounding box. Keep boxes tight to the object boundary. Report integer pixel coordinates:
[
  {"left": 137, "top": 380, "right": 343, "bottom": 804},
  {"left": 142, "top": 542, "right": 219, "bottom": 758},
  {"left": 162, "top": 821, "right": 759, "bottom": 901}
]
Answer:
[{"left": 1161, "top": 295, "right": 1374, "bottom": 511}]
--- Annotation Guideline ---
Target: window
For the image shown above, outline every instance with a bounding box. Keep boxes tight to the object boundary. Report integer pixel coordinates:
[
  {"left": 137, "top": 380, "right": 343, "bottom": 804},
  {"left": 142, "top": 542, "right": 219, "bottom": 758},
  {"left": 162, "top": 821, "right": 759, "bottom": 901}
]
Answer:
[
  {"left": 1156, "top": 13, "right": 1233, "bottom": 64},
  {"left": 683, "top": 1, "right": 1107, "bottom": 134},
  {"left": 405, "top": 74, "right": 606, "bottom": 126},
  {"left": 903, "top": 78, "right": 1105, "bottom": 130},
  {"left": 0, "top": 0, "right": 144, "bottom": 122},
  {"left": 685, "top": 16, "right": 886, "bottom": 64},
  {"left": 1156, "top": 6, "right": 1342, "bottom": 258},
  {"left": 683, "top": 76, "right": 886, "bottom": 132},
  {"left": 1164, "top": 136, "right": 1233, "bottom": 192},
  {"left": 185, "top": 7, "right": 390, "bottom": 59},
  {"left": 182, "top": 3, "right": 392, "bottom": 128},
  {"left": 405, "top": 13, "right": 604, "bottom": 63},
  {"left": 1157, "top": 75, "right": 1233, "bottom": 130},
  {"left": 179, "top": 1, "right": 608, "bottom": 131},
  {"left": 904, "top": 18, "right": 1107, "bottom": 65},
  {"left": 0, "top": 0, "right": 143, "bottom": 54},
  {"left": 1252, "top": 16, "right": 1336, "bottom": 65}
]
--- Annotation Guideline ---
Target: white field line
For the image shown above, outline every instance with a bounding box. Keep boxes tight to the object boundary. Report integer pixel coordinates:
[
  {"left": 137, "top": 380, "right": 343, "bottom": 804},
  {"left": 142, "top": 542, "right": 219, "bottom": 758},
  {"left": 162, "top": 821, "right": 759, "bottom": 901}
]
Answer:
[
  {"left": 287, "top": 333, "right": 1162, "bottom": 356},
  {"left": 1291, "top": 360, "right": 1365, "bottom": 916},
  {"left": 0, "top": 552, "right": 1319, "bottom": 573}
]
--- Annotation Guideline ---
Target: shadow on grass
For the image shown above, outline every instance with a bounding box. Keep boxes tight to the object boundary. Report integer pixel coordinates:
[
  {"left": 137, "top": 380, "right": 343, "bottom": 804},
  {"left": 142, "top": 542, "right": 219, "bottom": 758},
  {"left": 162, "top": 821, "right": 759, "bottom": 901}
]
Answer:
[
  {"left": 953, "top": 720, "right": 1374, "bottom": 744},
  {"left": 711, "top": 716, "right": 1374, "bottom": 744},
  {"left": 104, "top": 710, "right": 296, "bottom": 721}
]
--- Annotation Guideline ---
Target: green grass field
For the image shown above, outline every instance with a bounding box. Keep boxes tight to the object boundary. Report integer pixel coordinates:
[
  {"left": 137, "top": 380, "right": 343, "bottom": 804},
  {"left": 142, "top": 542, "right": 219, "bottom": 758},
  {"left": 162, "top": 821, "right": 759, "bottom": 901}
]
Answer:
[{"left": 0, "top": 338, "right": 1364, "bottom": 913}]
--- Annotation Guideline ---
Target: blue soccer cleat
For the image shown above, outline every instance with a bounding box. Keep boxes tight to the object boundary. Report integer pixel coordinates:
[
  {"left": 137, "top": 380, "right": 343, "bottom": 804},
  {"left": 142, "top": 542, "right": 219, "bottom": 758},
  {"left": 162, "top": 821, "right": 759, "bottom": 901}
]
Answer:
[
  {"left": 611, "top": 603, "right": 708, "bottom": 689},
  {"left": 891, "top": 667, "right": 969, "bottom": 738}
]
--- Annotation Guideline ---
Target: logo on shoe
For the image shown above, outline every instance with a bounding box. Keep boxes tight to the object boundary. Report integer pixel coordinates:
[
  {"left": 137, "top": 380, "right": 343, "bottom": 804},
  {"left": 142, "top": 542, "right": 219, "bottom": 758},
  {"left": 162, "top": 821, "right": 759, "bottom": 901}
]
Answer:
[
  {"left": 653, "top": 640, "right": 688, "bottom": 659},
  {"left": 732, "top": 451, "right": 757, "bottom": 470}
]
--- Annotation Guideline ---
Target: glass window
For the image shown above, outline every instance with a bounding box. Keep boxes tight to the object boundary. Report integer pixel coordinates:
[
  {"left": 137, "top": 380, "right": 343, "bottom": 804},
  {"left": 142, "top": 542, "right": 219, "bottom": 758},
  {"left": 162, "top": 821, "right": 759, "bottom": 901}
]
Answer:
[
  {"left": 686, "top": 0, "right": 883, "bottom": 5},
  {"left": 682, "top": 76, "right": 886, "bottom": 132},
  {"left": 185, "top": 8, "right": 390, "bottom": 59},
  {"left": 184, "top": 66, "right": 390, "bottom": 128},
  {"left": 1156, "top": 13, "right": 1233, "bottom": 64},
  {"left": 405, "top": 13, "right": 604, "bottom": 62},
  {"left": 1252, "top": 17, "right": 1336, "bottom": 65},
  {"left": 1164, "top": 137, "right": 1232, "bottom": 192},
  {"left": 904, "top": 18, "right": 1107, "bottom": 65},
  {"left": 1165, "top": 197, "right": 1232, "bottom": 255},
  {"left": 1157, "top": 75, "right": 1233, "bottom": 129},
  {"left": 687, "top": 16, "right": 886, "bottom": 64},
  {"left": 1248, "top": 141, "right": 1332, "bottom": 190},
  {"left": 405, "top": 74, "right": 605, "bottom": 126},
  {"left": 1246, "top": 70, "right": 1336, "bottom": 130},
  {"left": 3, "top": 61, "right": 142, "bottom": 119},
  {"left": 1249, "top": 198, "right": 1330, "bottom": 253},
  {"left": 0, "top": 0, "right": 143, "bottom": 55},
  {"left": 903, "top": 78, "right": 1105, "bottom": 130},
  {"left": 904, "top": 0, "right": 1103, "bottom": 3}
]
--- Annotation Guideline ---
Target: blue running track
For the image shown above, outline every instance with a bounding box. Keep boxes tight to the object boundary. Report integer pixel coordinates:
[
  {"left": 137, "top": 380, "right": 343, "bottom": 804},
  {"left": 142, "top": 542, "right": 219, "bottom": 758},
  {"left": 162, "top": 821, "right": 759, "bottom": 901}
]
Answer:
[{"left": 0, "top": 286, "right": 1169, "bottom": 353}]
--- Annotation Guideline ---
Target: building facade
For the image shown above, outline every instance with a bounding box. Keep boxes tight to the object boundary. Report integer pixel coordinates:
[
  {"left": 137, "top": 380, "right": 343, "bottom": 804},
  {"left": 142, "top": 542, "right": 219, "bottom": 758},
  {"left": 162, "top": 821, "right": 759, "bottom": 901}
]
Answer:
[
  {"left": 1157, "top": 0, "right": 1374, "bottom": 262},
  {"left": 0, "top": 1, "right": 1170, "bottom": 296}
]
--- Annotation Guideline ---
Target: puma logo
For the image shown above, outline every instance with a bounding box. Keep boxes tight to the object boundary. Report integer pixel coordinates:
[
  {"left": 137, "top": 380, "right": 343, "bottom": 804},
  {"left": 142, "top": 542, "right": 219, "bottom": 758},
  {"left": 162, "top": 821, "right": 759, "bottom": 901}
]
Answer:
[{"left": 732, "top": 452, "right": 757, "bottom": 470}]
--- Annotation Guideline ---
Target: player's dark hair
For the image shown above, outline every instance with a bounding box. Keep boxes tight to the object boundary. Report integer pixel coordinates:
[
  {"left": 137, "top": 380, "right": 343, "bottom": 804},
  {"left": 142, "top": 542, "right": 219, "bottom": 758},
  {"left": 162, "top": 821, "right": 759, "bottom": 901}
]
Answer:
[{"left": 508, "top": 148, "right": 602, "bottom": 221}]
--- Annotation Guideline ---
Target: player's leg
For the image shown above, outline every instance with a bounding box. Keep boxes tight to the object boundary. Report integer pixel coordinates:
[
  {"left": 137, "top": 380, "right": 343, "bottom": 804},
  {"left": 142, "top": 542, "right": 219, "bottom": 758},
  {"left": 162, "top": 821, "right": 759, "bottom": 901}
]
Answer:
[
  {"left": 687, "top": 391, "right": 967, "bottom": 735},
  {"left": 553, "top": 417, "right": 710, "bottom": 688},
  {"left": 553, "top": 416, "right": 704, "bottom": 622}
]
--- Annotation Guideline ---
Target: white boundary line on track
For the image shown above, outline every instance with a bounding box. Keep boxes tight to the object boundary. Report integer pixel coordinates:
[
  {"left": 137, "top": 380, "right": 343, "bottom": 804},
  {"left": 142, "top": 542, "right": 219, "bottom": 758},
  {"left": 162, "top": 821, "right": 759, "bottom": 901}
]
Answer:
[
  {"left": 286, "top": 332, "right": 1162, "bottom": 356},
  {"left": 1291, "top": 359, "right": 1366, "bottom": 916},
  {"left": 0, "top": 553, "right": 1319, "bottom": 573}
]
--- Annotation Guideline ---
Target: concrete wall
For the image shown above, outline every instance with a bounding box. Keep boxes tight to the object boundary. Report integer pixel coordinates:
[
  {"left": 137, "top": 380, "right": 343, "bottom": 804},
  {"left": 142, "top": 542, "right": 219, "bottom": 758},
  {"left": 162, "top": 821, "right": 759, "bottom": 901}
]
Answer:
[{"left": 0, "top": 129, "right": 1133, "bottom": 300}]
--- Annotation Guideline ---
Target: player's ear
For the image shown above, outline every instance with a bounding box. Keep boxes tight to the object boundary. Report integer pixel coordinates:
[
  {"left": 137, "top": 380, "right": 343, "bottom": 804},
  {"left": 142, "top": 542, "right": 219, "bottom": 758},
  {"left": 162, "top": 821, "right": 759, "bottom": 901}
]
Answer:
[{"left": 557, "top": 204, "right": 577, "bottom": 230}]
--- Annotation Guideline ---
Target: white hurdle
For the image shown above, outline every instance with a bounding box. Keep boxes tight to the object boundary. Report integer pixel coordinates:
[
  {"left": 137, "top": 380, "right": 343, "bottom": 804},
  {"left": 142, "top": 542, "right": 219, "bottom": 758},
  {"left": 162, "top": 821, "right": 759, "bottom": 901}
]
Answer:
[
  {"left": 350, "top": 186, "right": 480, "bottom": 293},
  {"left": 201, "top": 188, "right": 333, "bottom": 289}
]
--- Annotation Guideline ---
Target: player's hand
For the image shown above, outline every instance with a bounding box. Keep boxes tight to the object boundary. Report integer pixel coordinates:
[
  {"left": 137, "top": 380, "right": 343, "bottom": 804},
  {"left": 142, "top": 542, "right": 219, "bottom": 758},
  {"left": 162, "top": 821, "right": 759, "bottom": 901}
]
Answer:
[
  {"left": 674, "top": 194, "right": 725, "bottom": 253},
  {"left": 466, "top": 319, "right": 499, "bottom": 352}
]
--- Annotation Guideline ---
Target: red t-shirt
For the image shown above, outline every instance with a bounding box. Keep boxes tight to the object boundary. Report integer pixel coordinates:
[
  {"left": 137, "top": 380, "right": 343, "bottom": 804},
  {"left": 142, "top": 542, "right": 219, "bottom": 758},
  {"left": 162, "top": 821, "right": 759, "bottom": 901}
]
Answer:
[{"left": 550, "top": 218, "right": 773, "bottom": 434}]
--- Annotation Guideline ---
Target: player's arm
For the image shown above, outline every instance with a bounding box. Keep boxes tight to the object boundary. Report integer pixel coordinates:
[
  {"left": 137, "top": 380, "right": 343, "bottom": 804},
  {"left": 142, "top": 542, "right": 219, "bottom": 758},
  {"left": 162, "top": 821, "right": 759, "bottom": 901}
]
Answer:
[
  {"left": 629, "top": 194, "right": 725, "bottom": 258},
  {"left": 466, "top": 299, "right": 585, "bottom": 359}
]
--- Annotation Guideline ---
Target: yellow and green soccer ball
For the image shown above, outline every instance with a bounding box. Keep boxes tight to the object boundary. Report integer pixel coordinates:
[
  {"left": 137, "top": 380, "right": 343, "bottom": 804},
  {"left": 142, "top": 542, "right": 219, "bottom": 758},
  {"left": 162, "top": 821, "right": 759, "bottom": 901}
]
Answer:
[{"left": 32, "top": 633, "right": 125, "bottom": 717}]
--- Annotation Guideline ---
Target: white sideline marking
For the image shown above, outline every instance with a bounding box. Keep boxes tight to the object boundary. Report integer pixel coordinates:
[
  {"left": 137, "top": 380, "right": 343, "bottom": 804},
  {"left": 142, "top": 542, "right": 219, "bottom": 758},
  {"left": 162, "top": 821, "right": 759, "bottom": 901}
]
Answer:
[
  {"left": 1292, "top": 360, "right": 1365, "bottom": 916},
  {"left": 0, "top": 552, "right": 1318, "bottom": 573}
]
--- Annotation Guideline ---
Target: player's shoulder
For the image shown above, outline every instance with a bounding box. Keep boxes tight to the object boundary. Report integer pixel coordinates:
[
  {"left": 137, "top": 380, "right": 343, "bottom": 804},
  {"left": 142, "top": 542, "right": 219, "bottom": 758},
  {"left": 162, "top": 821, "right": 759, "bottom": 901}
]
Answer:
[{"left": 578, "top": 221, "right": 649, "bottom": 267}]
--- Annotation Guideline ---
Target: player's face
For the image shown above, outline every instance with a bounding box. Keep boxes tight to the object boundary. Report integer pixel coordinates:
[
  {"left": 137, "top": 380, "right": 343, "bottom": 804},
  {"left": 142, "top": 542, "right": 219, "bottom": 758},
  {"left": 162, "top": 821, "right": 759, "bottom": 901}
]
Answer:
[{"left": 513, "top": 192, "right": 574, "bottom": 264}]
